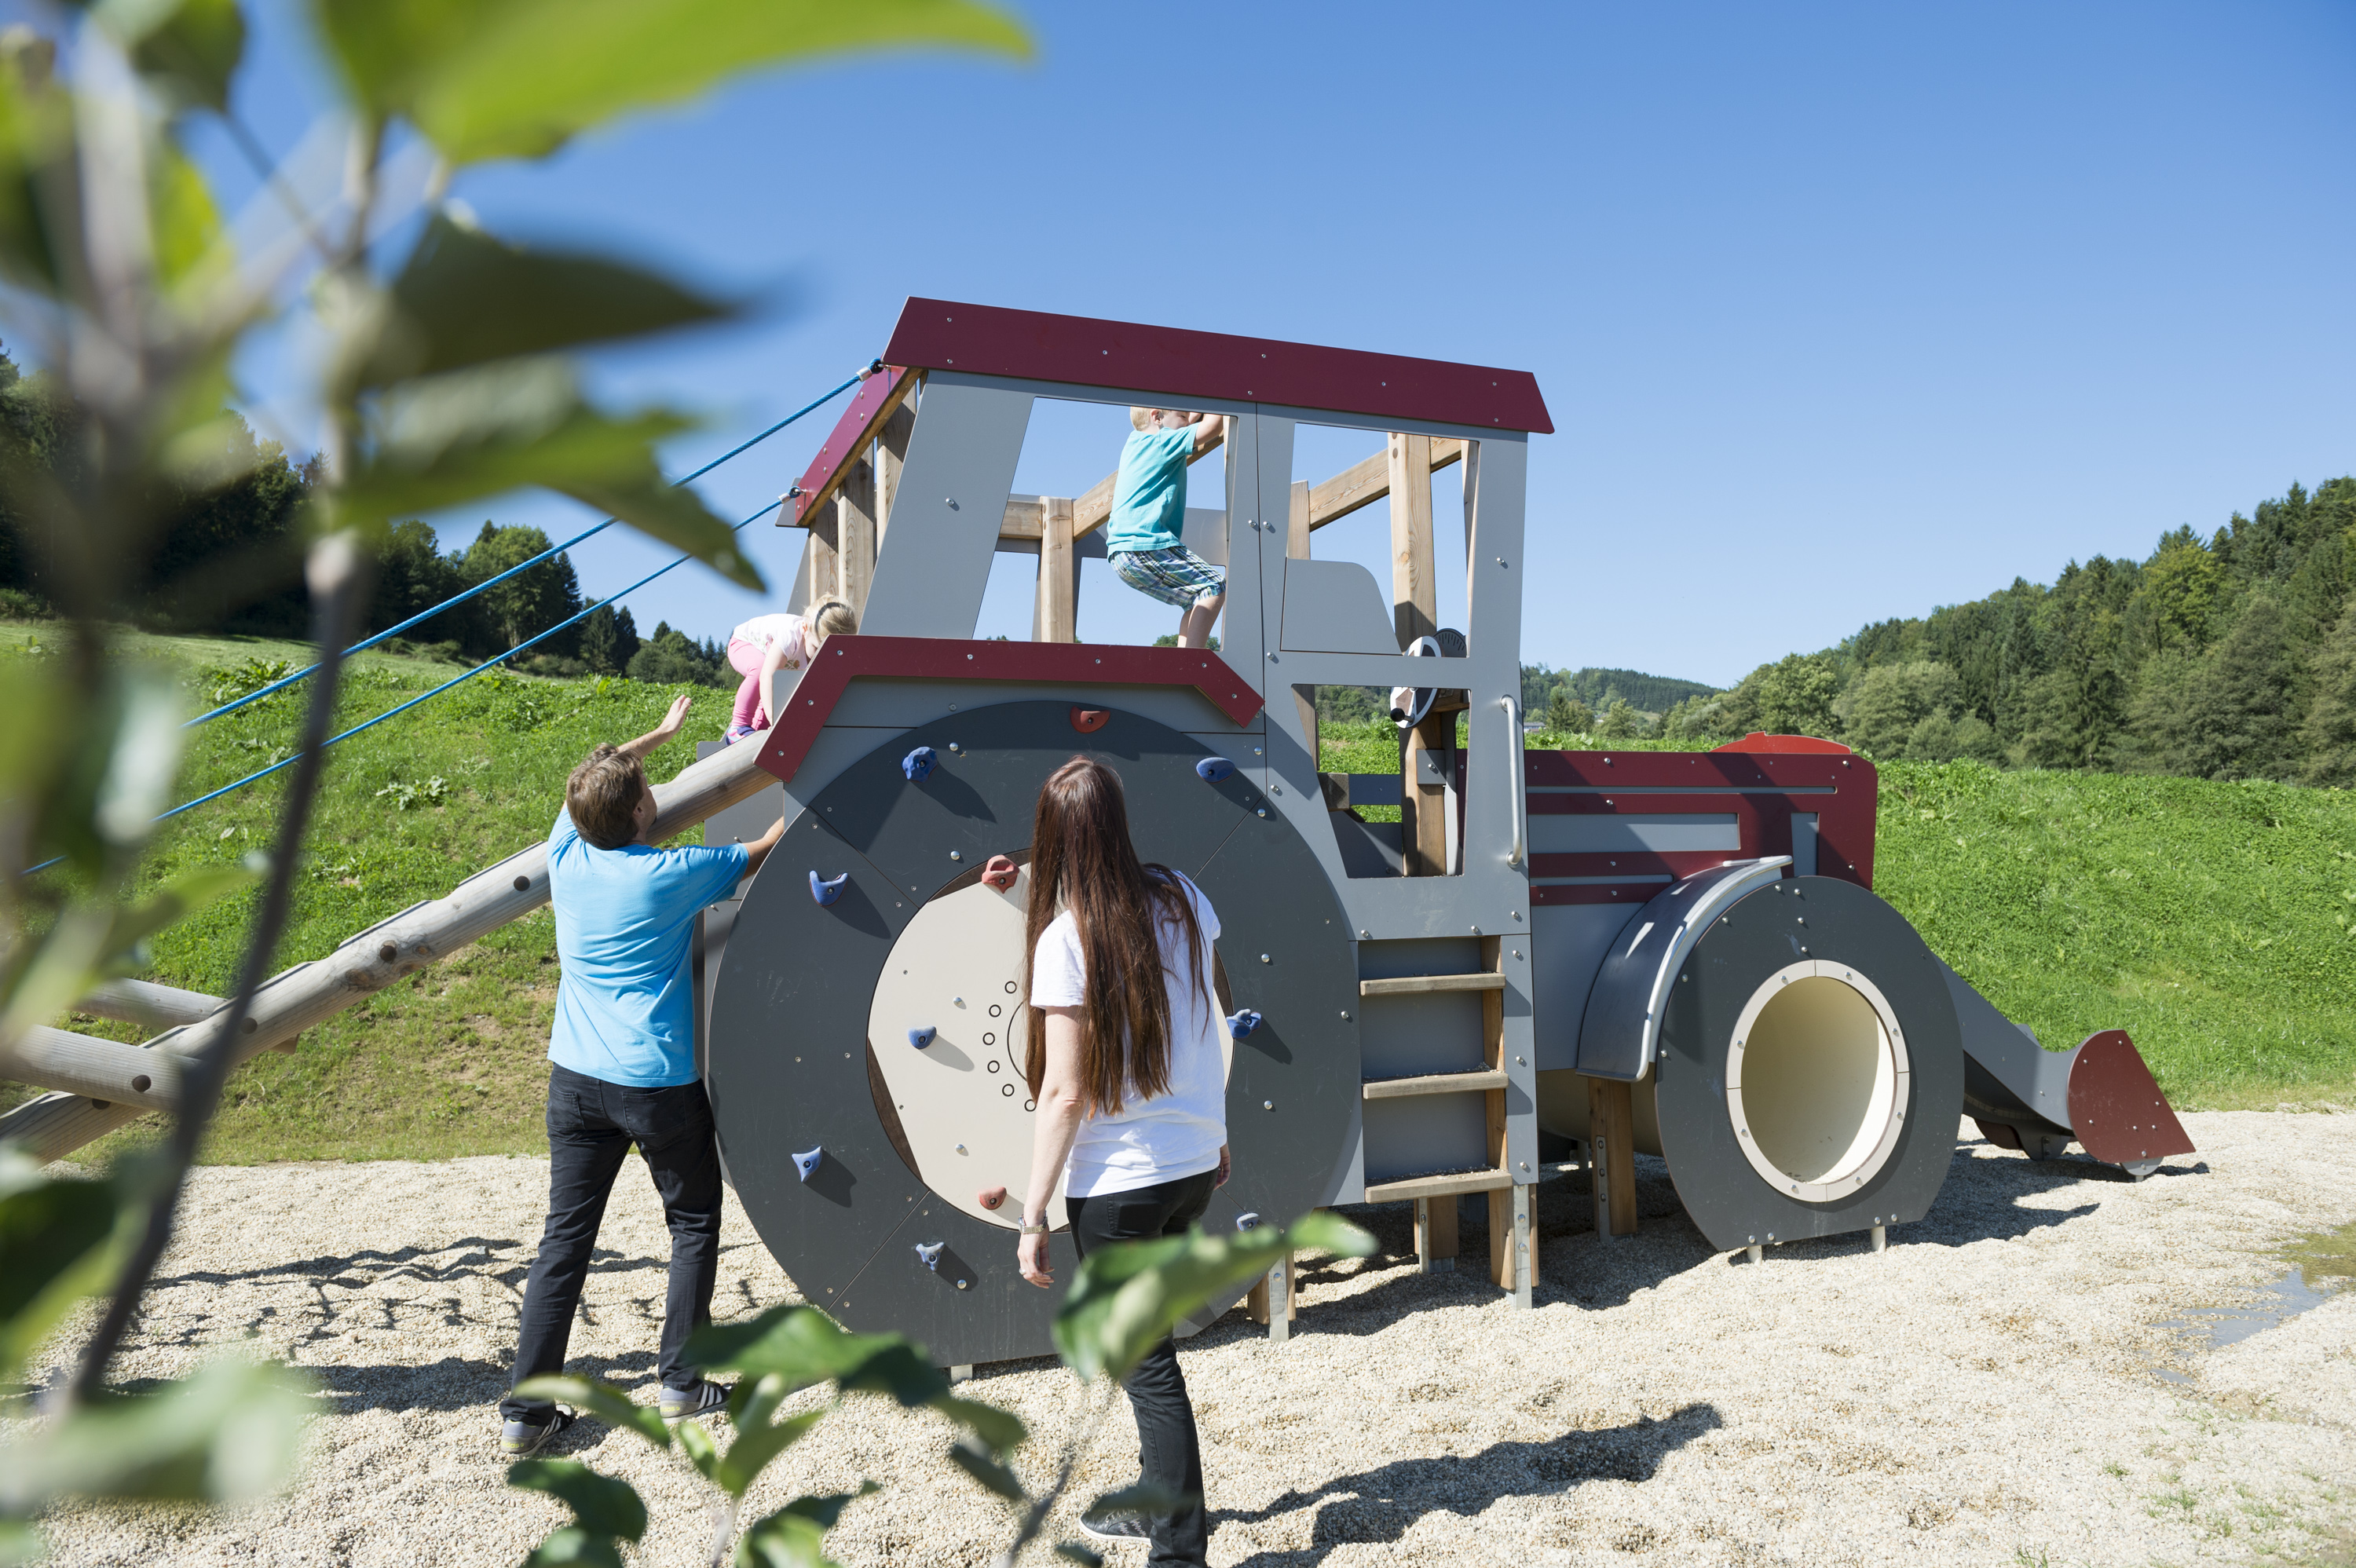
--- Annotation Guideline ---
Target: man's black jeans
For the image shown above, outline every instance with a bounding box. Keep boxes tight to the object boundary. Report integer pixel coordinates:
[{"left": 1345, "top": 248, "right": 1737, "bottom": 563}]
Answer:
[
  {"left": 501, "top": 1063, "right": 723, "bottom": 1424},
  {"left": 1067, "top": 1168, "right": 1219, "bottom": 1568}
]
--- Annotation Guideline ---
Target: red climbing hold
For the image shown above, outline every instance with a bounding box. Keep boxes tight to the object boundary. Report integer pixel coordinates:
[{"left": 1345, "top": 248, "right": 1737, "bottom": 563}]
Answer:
[
  {"left": 979, "top": 1186, "right": 1008, "bottom": 1210},
  {"left": 981, "top": 854, "right": 1019, "bottom": 892},
  {"left": 1070, "top": 707, "right": 1109, "bottom": 733}
]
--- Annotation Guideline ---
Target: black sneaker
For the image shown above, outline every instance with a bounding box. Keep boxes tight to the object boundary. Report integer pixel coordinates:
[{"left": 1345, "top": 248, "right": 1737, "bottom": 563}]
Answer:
[
  {"left": 499, "top": 1408, "right": 575, "bottom": 1457},
  {"left": 660, "top": 1379, "right": 731, "bottom": 1423},
  {"left": 1078, "top": 1514, "right": 1153, "bottom": 1544}
]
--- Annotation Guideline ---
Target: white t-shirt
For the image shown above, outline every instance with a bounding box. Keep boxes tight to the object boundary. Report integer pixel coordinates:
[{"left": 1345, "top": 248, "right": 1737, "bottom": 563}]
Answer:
[
  {"left": 730, "top": 613, "right": 810, "bottom": 716},
  {"left": 1030, "top": 872, "right": 1227, "bottom": 1198}
]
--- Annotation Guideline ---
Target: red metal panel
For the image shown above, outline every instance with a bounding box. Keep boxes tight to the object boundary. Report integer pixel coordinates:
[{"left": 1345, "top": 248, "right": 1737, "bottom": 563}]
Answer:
[
  {"left": 882, "top": 298, "right": 1554, "bottom": 435},
  {"left": 752, "top": 637, "right": 1264, "bottom": 784},
  {"left": 788, "top": 367, "right": 911, "bottom": 525},
  {"left": 2066, "top": 1030, "right": 2196, "bottom": 1167},
  {"left": 1518, "top": 748, "right": 1879, "bottom": 891}
]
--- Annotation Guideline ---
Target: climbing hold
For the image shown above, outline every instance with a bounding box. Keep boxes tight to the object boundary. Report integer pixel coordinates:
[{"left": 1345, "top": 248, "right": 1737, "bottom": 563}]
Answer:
[
  {"left": 792, "top": 1147, "right": 823, "bottom": 1182},
  {"left": 909, "top": 1026, "right": 937, "bottom": 1050},
  {"left": 1227, "top": 1010, "right": 1262, "bottom": 1040},
  {"left": 914, "top": 1241, "right": 945, "bottom": 1271},
  {"left": 979, "top": 1186, "right": 1008, "bottom": 1210},
  {"left": 1195, "top": 757, "right": 1235, "bottom": 784},
  {"left": 1235, "top": 1212, "right": 1262, "bottom": 1232},
  {"left": 809, "top": 869, "right": 848, "bottom": 905},
  {"left": 1070, "top": 707, "right": 1109, "bottom": 733},
  {"left": 981, "top": 854, "right": 1019, "bottom": 892},
  {"left": 902, "top": 746, "right": 938, "bottom": 781}
]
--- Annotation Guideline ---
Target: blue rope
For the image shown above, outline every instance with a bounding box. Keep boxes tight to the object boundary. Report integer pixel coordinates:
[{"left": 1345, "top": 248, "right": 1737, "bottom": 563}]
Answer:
[
  {"left": 22, "top": 497, "right": 785, "bottom": 874},
  {"left": 186, "top": 367, "right": 871, "bottom": 729}
]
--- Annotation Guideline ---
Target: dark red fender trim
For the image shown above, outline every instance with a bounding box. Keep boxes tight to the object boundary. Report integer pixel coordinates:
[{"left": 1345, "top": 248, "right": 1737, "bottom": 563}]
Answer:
[
  {"left": 2067, "top": 1029, "right": 2197, "bottom": 1167},
  {"left": 788, "top": 367, "right": 913, "bottom": 525},
  {"left": 884, "top": 298, "right": 1554, "bottom": 435},
  {"left": 752, "top": 637, "right": 1264, "bottom": 784},
  {"left": 1713, "top": 732, "right": 1853, "bottom": 755},
  {"left": 1519, "top": 749, "right": 1879, "bottom": 906}
]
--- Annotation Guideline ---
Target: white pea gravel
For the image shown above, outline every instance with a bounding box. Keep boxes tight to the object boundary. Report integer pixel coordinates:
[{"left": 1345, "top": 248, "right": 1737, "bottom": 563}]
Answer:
[{"left": 15, "top": 1109, "right": 2354, "bottom": 1567}]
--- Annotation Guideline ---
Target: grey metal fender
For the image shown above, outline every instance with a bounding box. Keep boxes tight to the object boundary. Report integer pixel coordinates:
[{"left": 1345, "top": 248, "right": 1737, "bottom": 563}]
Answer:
[{"left": 1575, "top": 858, "right": 1791, "bottom": 1081}]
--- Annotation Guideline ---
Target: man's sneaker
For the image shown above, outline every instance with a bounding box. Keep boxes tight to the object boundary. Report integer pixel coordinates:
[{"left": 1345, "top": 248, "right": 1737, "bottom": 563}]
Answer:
[
  {"left": 660, "top": 1380, "right": 731, "bottom": 1423},
  {"left": 499, "top": 1408, "right": 575, "bottom": 1457},
  {"left": 1078, "top": 1514, "right": 1153, "bottom": 1545}
]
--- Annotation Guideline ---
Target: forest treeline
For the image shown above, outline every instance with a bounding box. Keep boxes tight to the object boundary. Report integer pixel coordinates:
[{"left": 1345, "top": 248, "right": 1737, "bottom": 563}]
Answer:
[
  {"left": 1657, "top": 477, "right": 2356, "bottom": 784},
  {"left": 0, "top": 349, "right": 734, "bottom": 687}
]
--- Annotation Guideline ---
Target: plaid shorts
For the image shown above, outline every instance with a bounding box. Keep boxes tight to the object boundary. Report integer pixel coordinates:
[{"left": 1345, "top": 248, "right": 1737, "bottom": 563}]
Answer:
[{"left": 1110, "top": 546, "right": 1226, "bottom": 609}]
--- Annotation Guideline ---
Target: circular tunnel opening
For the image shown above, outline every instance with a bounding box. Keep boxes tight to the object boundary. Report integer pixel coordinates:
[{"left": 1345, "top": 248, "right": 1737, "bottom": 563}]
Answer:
[{"left": 1730, "top": 971, "right": 1906, "bottom": 1197}]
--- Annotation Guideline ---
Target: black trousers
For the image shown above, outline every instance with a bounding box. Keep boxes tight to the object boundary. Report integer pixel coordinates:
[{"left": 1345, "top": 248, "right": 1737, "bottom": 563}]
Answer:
[
  {"left": 501, "top": 1063, "right": 723, "bottom": 1424},
  {"left": 1067, "top": 1167, "right": 1219, "bottom": 1567}
]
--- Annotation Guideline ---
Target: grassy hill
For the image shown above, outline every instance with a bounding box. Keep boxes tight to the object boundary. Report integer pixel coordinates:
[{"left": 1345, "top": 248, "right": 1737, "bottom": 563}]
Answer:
[{"left": 6, "top": 627, "right": 2352, "bottom": 1170}]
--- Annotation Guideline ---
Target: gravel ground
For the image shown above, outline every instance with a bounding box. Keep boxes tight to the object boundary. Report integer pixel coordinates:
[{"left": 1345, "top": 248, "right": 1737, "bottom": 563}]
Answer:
[{"left": 16, "top": 1109, "right": 2355, "bottom": 1567}]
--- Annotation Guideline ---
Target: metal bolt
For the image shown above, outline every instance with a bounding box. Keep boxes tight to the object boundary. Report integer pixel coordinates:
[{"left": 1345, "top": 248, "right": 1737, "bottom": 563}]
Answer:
[
  {"left": 956, "top": 1280, "right": 969, "bottom": 1290},
  {"left": 1256, "top": 808, "right": 1266, "bottom": 817},
  {"left": 1340, "top": 1011, "right": 1351, "bottom": 1021},
  {"left": 956, "top": 1144, "right": 966, "bottom": 1154},
  {"left": 1263, "top": 1100, "right": 1275, "bottom": 1111},
  {"left": 1260, "top": 954, "right": 1271, "bottom": 963},
  {"left": 949, "top": 850, "right": 962, "bottom": 861}
]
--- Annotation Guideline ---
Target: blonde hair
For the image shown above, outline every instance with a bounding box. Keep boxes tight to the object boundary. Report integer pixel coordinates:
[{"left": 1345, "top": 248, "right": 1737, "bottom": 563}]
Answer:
[
  {"left": 1129, "top": 407, "right": 1155, "bottom": 433},
  {"left": 567, "top": 744, "right": 646, "bottom": 850},
  {"left": 808, "top": 597, "right": 857, "bottom": 645}
]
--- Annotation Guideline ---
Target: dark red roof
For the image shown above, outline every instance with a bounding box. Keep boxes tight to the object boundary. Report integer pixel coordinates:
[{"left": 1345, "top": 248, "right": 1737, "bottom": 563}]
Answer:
[{"left": 880, "top": 298, "right": 1553, "bottom": 434}]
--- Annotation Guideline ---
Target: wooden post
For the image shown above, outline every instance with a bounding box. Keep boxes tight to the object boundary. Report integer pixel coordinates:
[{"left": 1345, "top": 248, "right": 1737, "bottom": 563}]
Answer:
[
  {"left": 1482, "top": 936, "right": 1517, "bottom": 1290},
  {"left": 1414, "top": 1196, "right": 1458, "bottom": 1273},
  {"left": 1387, "top": 433, "right": 1436, "bottom": 647},
  {"left": 1034, "top": 495, "right": 1076, "bottom": 643},
  {"left": 1589, "top": 1075, "right": 1638, "bottom": 1239},
  {"left": 1286, "top": 479, "right": 1319, "bottom": 773},
  {"left": 876, "top": 401, "right": 914, "bottom": 539},
  {"left": 1400, "top": 712, "right": 1453, "bottom": 878},
  {"left": 837, "top": 457, "right": 877, "bottom": 615}
]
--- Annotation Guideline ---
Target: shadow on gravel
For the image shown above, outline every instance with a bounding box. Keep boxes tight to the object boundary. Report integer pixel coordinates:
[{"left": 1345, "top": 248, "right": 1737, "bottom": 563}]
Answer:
[
  {"left": 308, "top": 1350, "right": 661, "bottom": 1413},
  {"left": 1215, "top": 1402, "right": 1723, "bottom": 1563}
]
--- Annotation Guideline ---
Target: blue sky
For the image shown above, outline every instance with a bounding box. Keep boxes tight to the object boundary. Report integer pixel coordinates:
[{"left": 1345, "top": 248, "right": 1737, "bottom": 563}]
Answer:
[{"left": 174, "top": 2, "right": 2356, "bottom": 686}]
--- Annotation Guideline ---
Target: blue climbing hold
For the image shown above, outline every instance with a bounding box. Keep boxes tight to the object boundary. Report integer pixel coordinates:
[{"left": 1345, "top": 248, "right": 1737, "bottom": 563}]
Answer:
[
  {"left": 902, "top": 746, "right": 938, "bottom": 781},
  {"left": 1227, "top": 1009, "right": 1262, "bottom": 1040},
  {"left": 1235, "top": 1212, "right": 1262, "bottom": 1232},
  {"left": 909, "top": 1025, "right": 937, "bottom": 1050},
  {"left": 809, "top": 869, "right": 848, "bottom": 905},
  {"left": 913, "top": 1241, "right": 945, "bottom": 1271},
  {"left": 1195, "top": 756, "right": 1235, "bottom": 783},
  {"left": 792, "top": 1147, "right": 823, "bottom": 1182}
]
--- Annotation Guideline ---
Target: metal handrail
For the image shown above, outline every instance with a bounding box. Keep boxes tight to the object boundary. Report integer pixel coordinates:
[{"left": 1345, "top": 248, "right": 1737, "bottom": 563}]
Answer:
[{"left": 1499, "top": 696, "right": 1527, "bottom": 868}]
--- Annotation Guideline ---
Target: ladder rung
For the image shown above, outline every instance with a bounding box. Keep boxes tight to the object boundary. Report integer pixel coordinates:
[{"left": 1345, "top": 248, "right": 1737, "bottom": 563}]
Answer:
[
  {"left": 1363, "top": 1168, "right": 1516, "bottom": 1204},
  {"left": 1361, "top": 1069, "right": 1509, "bottom": 1101},
  {"left": 1358, "top": 973, "right": 1505, "bottom": 997}
]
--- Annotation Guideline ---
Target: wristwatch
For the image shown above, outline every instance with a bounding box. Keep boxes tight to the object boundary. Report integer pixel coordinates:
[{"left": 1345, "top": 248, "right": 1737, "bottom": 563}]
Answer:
[{"left": 1019, "top": 1220, "right": 1049, "bottom": 1236}]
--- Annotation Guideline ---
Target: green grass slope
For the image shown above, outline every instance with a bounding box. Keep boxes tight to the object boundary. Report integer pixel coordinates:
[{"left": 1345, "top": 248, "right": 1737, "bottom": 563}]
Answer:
[{"left": 6, "top": 630, "right": 2351, "bottom": 1168}]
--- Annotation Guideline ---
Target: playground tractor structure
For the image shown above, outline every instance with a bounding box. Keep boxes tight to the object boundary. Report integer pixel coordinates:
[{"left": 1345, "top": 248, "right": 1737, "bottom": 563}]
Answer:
[{"left": 2, "top": 299, "right": 2197, "bottom": 1379}]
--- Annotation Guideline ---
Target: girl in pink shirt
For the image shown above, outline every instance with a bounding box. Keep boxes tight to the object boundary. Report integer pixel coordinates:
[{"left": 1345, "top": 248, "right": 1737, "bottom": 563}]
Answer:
[{"left": 723, "top": 598, "right": 856, "bottom": 742}]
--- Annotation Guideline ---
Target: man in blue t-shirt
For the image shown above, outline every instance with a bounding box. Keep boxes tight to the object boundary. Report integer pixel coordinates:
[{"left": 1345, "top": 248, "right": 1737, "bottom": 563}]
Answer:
[
  {"left": 499, "top": 694, "right": 785, "bottom": 1455},
  {"left": 1107, "top": 407, "right": 1227, "bottom": 647}
]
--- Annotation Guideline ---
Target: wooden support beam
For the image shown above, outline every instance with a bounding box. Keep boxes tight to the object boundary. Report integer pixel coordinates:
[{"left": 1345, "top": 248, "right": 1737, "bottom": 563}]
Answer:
[
  {"left": 1033, "top": 495, "right": 1076, "bottom": 644},
  {"left": 1308, "top": 438, "right": 1464, "bottom": 532},
  {"left": 75, "top": 978, "right": 222, "bottom": 1029},
  {"left": 1356, "top": 972, "right": 1506, "bottom": 997},
  {"left": 1589, "top": 1075, "right": 1638, "bottom": 1239},
  {"left": 1363, "top": 1168, "right": 1513, "bottom": 1204},
  {"left": 837, "top": 459, "right": 877, "bottom": 616},
  {"left": 1481, "top": 935, "right": 1516, "bottom": 1291},
  {"left": 1388, "top": 433, "right": 1436, "bottom": 646},
  {"left": 0, "top": 740, "right": 785, "bottom": 1166},
  {"left": 1414, "top": 1195, "right": 1458, "bottom": 1274},
  {"left": 1402, "top": 711, "right": 1452, "bottom": 878},
  {"left": 1360, "top": 1068, "right": 1509, "bottom": 1101},
  {"left": 876, "top": 401, "right": 913, "bottom": 540},
  {"left": 2, "top": 1025, "right": 182, "bottom": 1114}
]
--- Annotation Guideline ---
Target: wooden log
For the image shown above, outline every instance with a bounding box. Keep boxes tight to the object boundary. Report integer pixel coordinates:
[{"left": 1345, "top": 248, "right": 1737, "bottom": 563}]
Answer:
[
  {"left": 876, "top": 401, "right": 914, "bottom": 540},
  {"left": 75, "top": 978, "right": 222, "bottom": 1028},
  {"left": 838, "top": 458, "right": 877, "bottom": 616},
  {"left": 1357, "top": 973, "right": 1505, "bottom": 997},
  {"left": 1589, "top": 1075, "right": 1638, "bottom": 1239},
  {"left": 1414, "top": 1194, "right": 1458, "bottom": 1273},
  {"left": 0, "top": 739, "right": 783, "bottom": 1166},
  {"left": 1482, "top": 936, "right": 1515, "bottom": 1291},
  {"left": 1, "top": 1025, "right": 183, "bottom": 1114},
  {"left": 1360, "top": 1069, "right": 1508, "bottom": 1100},
  {"left": 1034, "top": 495, "right": 1076, "bottom": 643},
  {"left": 1388, "top": 433, "right": 1436, "bottom": 646}
]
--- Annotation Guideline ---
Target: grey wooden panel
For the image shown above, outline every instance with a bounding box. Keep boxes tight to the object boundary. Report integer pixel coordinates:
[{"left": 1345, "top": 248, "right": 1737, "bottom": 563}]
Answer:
[
  {"left": 1179, "top": 506, "right": 1228, "bottom": 566},
  {"left": 1358, "top": 991, "right": 1487, "bottom": 1080},
  {"left": 861, "top": 380, "right": 1035, "bottom": 638},
  {"left": 1529, "top": 902, "right": 1641, "bottom": 1072},
  {"left": 1792, "top": 812, "right": 1820, "bottom": 877},
  {"left": 1280, "top": 558, "right": 1398, "bottom": 654},
  {"left": 1361, "top": 1094, "right": 1487, "bottom": 1185},
  {"left": 1528, "top": 813, "right": 1741, "bottom": 853}
]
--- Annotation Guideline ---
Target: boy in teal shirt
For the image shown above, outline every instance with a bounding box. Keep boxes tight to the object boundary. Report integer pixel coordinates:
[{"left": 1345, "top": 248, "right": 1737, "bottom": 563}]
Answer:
[{"left": 1107, "top": 408, "right": 1227, "bottom": 647}]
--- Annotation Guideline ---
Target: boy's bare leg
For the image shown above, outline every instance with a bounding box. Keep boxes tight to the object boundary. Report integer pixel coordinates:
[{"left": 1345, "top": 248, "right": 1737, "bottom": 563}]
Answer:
[{"left": 1177, "top": 592, "right": 1224, "bottom": 649}]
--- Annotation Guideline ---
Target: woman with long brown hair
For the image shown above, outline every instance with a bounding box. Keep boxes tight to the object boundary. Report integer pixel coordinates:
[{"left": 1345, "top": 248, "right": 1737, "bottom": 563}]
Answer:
[{"left": 1016, "top": 756, "right": 1228, "bottom": 1565}]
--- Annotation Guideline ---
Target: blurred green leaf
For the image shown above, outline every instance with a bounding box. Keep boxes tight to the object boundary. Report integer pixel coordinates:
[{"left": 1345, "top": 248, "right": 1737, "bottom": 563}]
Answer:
[
  {"left": 339, "top": 359, "right": 762, "bottom": 591},
  {"left": 712, "top": 1407, "right": 821, "bottom": 1498},
  {"left": 945, "top": 1442, "right": 1023, "bottom": 1504},
  {"left": 148, "top": 141, "right": 225, "bottom": 296},
  {"left": 2, "top": 857, "right": 258, "bottom": 1050},
  {"left": 0, "top": 1358, "right": 310, "bottom": 1511},
  {"left": 511, "top": 1375, "right": 671, "bottom": 1449},
  {"left": 0, "top": 1519, "right": 47, "bottom": 1567},
  {"left": 734, "top": 1486, "right": 873, "bottom": 1568},
  {"left": 1052, "top": 1544, "right": 1103, "bottom": 1567},
  {"left": 0, "top": 1156, "right": 120, "bottom": 1386},
  {"left": 507, "top": 1458, "right": 646, "bottom": 1541},
  {"left": 312, "top": 0, "right": 1029, "bottom": 165},
  {"left": 521, "top": 1526, "right": 625, "bottom": 1568},
  {"left": 674, "top": 1414, "right": 721, "bottom": 1484},
  {"left": 687, "top": 1305, "right": 905, "bottom": 1397},
  {"left": 359, "top": 212, "right": 735, "bottom": 387},
  {"left": 86, "top": 0, "right": 246, "bottom": 115},
  {"left": 930, "top": 1394, "right": 1025, "bottom": 1457},
  {"left": 1081, "top": 1481, "right": 1187, "bottom": 1525},
  {"left": 0, "top": 32, "right": 74, "bottom": 295},
  {"left": 1053, "top": 1212, "right": 1374, "bottom": 1383}
]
